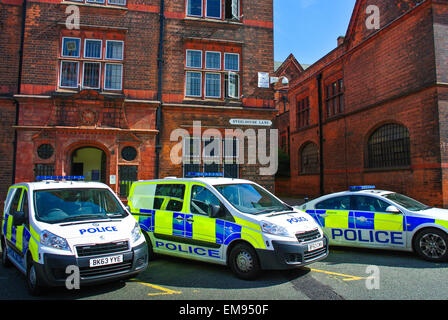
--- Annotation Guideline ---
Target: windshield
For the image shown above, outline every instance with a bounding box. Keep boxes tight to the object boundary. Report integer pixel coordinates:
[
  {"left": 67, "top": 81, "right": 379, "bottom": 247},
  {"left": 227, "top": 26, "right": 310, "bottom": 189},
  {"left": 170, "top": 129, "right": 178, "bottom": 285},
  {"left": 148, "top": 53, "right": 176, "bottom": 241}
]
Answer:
[
  {"left": 382, "top": 193, "right": 431, "bottom": 212},
  {"left": 215, "top": 183, "right": 290, "bottom": 215},
  {"left": 34, "top": 188, "right": 127, "bottom": 224}
]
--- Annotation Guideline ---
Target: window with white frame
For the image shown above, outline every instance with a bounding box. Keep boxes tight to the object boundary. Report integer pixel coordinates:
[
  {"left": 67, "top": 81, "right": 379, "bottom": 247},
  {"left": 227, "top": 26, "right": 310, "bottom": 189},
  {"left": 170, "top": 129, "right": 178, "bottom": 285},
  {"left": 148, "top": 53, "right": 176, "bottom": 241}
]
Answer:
[
  {"left": 185, "top": 48, "right": 240, "bottom": 100},
  {"left": 59, "top": 36, "right": 124, "bottom": 91},
  {"left": 70, "top": 0, "right": 127, "bottom": 6},
  {"left": 186, "top": 0, "right": 240, "bottom": 21}
]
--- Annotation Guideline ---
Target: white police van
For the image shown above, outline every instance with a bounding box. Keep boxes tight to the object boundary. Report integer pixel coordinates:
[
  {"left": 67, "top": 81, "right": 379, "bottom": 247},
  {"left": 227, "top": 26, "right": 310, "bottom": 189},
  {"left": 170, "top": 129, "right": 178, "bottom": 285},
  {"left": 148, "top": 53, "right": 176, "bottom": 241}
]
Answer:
[
  {"left": 128, "top": 173, "right": 328, "bottom": 280},
  {"left": 1, "top": 176, "right": 148, "bottom": 295}
]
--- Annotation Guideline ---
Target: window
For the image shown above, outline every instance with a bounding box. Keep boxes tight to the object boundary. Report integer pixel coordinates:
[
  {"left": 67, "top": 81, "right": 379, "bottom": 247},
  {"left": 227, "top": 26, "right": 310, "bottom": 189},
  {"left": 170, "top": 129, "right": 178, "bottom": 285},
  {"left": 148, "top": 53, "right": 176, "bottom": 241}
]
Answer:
[
  {"left": 352, "top": 196, "right": 390, "bottom": 212},
  {"left": 59, "top": 36, "right": 124, "bottom": 91},
  {"left": 205, "top": 51, "right": 221, "bottom": 70},
  {"left": 187, "top": 0, "right": 240, "bottom": 21},
  {"left": 106, "top": 41, "right": 124, "bottom": 60},
  {"left": 367, "top": 123, "right": 411, "bottom": 169},
  {"left": 62, "top": 38, "right": 81, "bottom": 57},
  {"left": 130, "top": 183, "right": 186, "bottom": 212},
  {"left": 84, "top": 39, "right": 102, "bottom": 59},
  {"left": 296, "top": 96, "right": 310, "bottom": 129},
  {"left": 326, "top": 79, "right": 344, "bottom": 117},
  {"left": 82, "top": 62, "right": 101, "bottom": 89},
  {"left": 190, "top": 185, "right": 222, "bottom": 216},
  {"left": 37, "top": 144, "right": 54, "bottom": 160},
  {"left": 119, "top": 165, "right": 138, "bottom": 197},
  {"left": 34, "top": 164, "right": 55, "bottom": 178},
  {"left": 315, "top": 196, "right": 350, "bottom": 210},
  {"left": 300, "top": 142, "right": 319, "bottom": 174},
  {"left": 185, "top": 72, "right": 202, "bottom": 97},
  {"left": 72, "top": 0, "right": 127, "bottom": 6},
  {"left": 8, "top": 188, "right": 22, "bottom": 215},
  {"left": 185, "top": 49, "right": 240, "bottom": 99},
  {"left": 205, "top": 73, "right": 221, "bottom": 98}
]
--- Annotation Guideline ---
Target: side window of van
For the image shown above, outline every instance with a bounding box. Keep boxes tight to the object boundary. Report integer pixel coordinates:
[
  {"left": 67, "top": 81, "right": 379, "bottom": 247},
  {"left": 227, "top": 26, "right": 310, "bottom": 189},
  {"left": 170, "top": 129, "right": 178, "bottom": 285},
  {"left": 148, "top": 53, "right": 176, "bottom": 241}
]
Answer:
[
  {"left": 190, "top": 185, "right": 222, "bottom": 216},
  {"left": 131, "top": 183, "right": 186, "bottom": 212},
  {"left": 8, "top": 188, "right": 22, "bottom": 215}
]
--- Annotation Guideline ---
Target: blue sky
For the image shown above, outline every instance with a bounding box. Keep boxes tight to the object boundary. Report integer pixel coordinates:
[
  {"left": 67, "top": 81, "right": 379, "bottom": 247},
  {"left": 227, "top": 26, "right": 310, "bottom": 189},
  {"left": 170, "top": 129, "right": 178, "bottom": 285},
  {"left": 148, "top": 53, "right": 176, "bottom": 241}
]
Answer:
[{"left": 274, "top": 0, "right": 357, "bottom": 65}]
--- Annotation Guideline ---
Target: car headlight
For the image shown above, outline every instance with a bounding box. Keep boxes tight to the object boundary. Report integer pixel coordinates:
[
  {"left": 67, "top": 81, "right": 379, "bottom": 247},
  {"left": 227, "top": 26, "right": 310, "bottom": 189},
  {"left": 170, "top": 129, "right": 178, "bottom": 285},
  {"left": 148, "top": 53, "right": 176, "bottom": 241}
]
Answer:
[
  {"left": 41, "top": 230, "right": 71, "bottom": 251},
  {"left": 131, "top": 221, "right": 143, "bottom": 243},
  {"left": 260, "top": 221, "right": 290, "bottom": 237}
]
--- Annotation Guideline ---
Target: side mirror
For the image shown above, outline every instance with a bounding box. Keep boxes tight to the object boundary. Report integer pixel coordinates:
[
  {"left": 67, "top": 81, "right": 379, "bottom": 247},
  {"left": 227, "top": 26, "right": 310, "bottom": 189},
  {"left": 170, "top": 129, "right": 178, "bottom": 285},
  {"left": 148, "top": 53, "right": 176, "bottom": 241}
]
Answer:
[
  {"left": 125, "top": 205, "right": 131, "bottom": 212},
  {"left": 386, "top": 205, "right": 401, "bottom": 214},
  {"left": 12, "top": 211, "right": 25, "bottom": 226},
  {"left": 209, "top": 204, "right": 225, "bottom": 218}
]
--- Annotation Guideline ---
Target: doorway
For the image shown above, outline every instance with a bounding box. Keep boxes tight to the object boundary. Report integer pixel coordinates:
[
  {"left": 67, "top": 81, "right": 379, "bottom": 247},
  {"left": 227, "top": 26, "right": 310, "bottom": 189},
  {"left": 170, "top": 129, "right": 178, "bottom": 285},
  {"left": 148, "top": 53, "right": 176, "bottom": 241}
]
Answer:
[{"left": 71, "top": 147, "right": 106, "bottom": 183}]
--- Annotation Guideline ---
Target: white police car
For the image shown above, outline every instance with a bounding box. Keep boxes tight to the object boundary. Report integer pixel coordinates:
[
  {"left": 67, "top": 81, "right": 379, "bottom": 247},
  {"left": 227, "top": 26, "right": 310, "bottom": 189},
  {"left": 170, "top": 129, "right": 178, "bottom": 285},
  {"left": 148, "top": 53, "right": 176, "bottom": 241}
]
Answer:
[
  {"left": 301, "top": 186, "right": 448, "bottom": 262},
  {"left": 1, "top": 176, "right": 148, "bottom": 295},
  {"left": 129, "top": 173, "right": 328, "bottom": 280}
]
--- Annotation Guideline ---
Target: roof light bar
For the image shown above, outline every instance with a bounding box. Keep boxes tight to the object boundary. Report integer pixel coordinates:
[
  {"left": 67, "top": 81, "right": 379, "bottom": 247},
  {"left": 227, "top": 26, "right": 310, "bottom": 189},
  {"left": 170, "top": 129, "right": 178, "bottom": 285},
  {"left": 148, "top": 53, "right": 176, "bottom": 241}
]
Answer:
[
  {"left": 349, "top": 185, "right": 376, "bottom": 191},
  {"left": 187, "top": 172, "right": 224, "bottom": 177},
  {"left": 36, "top": 176, "right": 85, "bottom": 181}
]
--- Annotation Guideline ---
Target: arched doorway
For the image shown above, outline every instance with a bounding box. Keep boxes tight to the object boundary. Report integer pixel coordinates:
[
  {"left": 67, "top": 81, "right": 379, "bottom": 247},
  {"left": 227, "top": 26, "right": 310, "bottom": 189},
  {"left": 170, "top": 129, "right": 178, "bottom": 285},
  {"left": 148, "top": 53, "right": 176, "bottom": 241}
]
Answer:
[{"left": 70, "top": 147, "right": 107, "bottom": 183}]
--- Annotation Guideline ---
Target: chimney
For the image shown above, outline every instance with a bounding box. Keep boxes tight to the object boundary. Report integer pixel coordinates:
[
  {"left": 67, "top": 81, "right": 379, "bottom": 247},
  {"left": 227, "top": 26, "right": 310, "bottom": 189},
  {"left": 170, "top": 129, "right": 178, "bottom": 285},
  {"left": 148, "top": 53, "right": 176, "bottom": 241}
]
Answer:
[{"left": 337, "top": 36, "right": 345, "bottom": 46}]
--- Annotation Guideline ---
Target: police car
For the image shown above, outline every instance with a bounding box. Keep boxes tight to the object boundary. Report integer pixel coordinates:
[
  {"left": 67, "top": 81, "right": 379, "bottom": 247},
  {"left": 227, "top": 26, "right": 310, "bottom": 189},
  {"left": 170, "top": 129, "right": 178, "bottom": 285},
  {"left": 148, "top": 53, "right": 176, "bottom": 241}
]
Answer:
[
  {"left": 1, "top": 177, "right": 148, "bottom": 295},
  {"left": 128, "top": 174, "right": 328, "bottom": 280},
  {"left": 301, "top": 186, "right": 448, "bottom": 262}
]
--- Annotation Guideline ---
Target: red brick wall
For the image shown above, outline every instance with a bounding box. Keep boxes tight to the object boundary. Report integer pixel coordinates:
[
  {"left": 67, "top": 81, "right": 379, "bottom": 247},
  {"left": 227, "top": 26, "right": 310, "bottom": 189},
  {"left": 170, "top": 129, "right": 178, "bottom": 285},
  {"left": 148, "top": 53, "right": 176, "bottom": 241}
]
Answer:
[{"left": 287, "top": 1, "right": 448, "bottom": 207}]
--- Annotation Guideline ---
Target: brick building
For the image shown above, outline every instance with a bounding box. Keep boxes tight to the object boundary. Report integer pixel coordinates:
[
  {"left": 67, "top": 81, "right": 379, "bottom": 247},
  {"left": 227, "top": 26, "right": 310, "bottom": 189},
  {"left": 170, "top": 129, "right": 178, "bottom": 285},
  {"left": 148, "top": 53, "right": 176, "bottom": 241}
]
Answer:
[
  {"left": 0, "top": 0, "right": 276, "bottom": 205},
  {"left": 286, "top": 0, "right": 448, "bottom": 207}
]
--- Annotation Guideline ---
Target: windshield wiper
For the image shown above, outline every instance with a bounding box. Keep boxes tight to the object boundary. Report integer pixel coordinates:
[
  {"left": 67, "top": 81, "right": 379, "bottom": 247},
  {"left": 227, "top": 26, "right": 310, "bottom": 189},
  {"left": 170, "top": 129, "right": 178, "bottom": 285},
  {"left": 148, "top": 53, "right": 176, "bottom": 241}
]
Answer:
[{"left": 55, "top": 214, "right": 110, "bottom": 223}]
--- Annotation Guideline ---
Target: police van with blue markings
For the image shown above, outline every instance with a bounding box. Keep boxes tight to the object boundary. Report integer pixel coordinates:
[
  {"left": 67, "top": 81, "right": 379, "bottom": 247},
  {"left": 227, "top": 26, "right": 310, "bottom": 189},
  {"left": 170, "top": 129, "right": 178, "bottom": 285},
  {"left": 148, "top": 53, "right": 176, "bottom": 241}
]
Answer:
[
  {"left": 128, "top": 174, "right": 328, "bottom": 280},
  {"left": 1, "top": 177, "right": 148, "bottom": 295},
  {"left": 301, "top": 186, "right": 448, "bottom": 262}
]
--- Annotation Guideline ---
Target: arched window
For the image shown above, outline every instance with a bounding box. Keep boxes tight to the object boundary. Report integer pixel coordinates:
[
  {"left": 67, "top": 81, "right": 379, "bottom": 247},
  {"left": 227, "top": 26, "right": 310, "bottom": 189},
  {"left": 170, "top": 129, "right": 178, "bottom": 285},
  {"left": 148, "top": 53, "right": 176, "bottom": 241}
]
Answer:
[
  {"left": 367, "top": 123, "right": 410, "bottom": 169},
  {"left": 300, "top": 142, "right": 319, "bottom": 174}
]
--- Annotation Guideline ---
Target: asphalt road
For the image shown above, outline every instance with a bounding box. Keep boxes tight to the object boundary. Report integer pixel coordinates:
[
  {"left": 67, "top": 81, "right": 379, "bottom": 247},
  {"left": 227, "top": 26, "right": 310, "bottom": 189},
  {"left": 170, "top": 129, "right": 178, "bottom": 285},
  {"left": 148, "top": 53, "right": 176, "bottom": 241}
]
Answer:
[{"left": 1, "top": 245, "right": 447, "bottom": 301}]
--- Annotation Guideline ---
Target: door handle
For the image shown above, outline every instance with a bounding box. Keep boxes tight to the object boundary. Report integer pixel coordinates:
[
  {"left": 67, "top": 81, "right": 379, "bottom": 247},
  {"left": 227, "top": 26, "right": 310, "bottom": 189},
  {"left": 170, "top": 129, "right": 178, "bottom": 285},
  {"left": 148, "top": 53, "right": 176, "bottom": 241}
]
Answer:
[
  {"left": 319, "top": 214, "right": 328, "bottom": 218},
  {"left": 186, "top": 218, "right": 194, "bottom": 223}
]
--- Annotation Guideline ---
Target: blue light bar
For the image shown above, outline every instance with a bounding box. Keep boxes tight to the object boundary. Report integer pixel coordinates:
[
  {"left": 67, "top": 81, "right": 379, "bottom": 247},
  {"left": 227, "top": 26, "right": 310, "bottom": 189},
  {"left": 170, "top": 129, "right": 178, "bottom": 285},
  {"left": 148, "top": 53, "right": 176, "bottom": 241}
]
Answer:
[
  {"left": 187, "top": 172, "right": 224, "bottom": 177},
  {"left": 349, "top": 185, "right": 376, "bottom": 191},
  {"left": 36, "top": 176, "right": 85, "bottom": 181}
]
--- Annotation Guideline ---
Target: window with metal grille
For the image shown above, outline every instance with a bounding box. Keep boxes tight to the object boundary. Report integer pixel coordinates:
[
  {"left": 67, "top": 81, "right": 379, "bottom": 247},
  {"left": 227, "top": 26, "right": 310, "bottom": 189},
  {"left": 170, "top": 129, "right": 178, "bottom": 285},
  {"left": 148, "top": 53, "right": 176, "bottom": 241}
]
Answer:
[
  {"left": 34, "top": 164, "right": 55, "bottom": 179},
  {"left": 37, "top": 144, "right": 54, "bottom": 160},
  {"left": 296, "top": 96, "right": 310, "bottom": 129},
  {"left": 367, "top": 123, "right": 411, "bottom": 169},
  {"left": 119, "top": 165, "right": 138, "bottom": 197},
  {"left": 300, "top": 142, "right": 319, "bottom": 174}
]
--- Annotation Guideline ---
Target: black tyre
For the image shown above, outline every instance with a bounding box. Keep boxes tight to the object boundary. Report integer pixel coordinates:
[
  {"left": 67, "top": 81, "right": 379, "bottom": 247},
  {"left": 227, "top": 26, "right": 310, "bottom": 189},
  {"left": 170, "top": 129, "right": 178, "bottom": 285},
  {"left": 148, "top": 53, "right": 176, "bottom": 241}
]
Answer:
[
  {"left": 414, "top": 228, "right": 448, "bottom": 262},
  {"left": 26, "top": 258, "right": 44, "bottom": 296},
  {"left": 228, "top": 243, "right": 261, "bottom": 280},
  {"left": 1, "top": 238, "right": 12, "bottom": 268},
  {"left": 143, "top": 231, "right": 156, "bottom": 260}
]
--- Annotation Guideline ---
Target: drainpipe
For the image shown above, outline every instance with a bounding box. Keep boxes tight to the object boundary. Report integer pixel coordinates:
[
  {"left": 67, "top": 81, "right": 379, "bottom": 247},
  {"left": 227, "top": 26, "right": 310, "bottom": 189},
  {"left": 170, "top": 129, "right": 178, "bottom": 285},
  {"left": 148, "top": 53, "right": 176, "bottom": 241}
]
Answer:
[
  {"left": 154, "top": 0, "right": 165, "bottom": 179},
  {"left": 316, "top": 73, "right": 324, "bottom": 196},
  {"left": 12, "top": 0, "right": 28, "bottom": 184}
]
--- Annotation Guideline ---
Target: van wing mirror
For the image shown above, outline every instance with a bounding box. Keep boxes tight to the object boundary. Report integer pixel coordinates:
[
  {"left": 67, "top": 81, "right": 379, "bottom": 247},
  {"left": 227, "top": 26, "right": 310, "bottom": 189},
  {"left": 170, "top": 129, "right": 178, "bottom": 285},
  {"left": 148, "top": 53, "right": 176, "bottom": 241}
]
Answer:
[
  {"left": 12, "top": 211, "right": 25, "bottom": 226},
  {"left": 209, "top": 204, "right": 225, "bottom": 218},
  {"left": 386, "top": 205, "right": 401, "bottom": 214}
]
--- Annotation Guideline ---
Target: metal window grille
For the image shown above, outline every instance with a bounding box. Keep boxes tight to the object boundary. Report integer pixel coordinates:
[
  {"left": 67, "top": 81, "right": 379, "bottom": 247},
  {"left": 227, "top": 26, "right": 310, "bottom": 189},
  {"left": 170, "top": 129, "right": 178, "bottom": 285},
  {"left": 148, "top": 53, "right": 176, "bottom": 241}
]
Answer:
[
  {"left": 367, "top": 124, "right": 411, "bottom": 169},
  {"left": 119, "top": 165, "right": 138, "bottom": 197},
  {"left": 34, "top": 164, "right": 55, "bottom": 179},
  {"left": 301, "top": 142, "right": 319, "bottom": 174}
]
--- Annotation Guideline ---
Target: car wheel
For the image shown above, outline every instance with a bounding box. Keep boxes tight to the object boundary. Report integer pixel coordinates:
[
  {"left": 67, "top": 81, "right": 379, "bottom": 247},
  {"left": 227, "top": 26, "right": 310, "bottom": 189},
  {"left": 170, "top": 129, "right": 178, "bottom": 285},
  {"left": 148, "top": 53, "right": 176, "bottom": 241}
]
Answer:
[
  {"left": 143, "top": 231, "right": 156, "bottom": 260},
  {"left": 1, "top": 238, "right": 11, "bottom": 268},
  {"left": 26, "top": 259, "right": 43, "bottom": 296},
  {"left": 228, "top": 243, "right": 261, "bottom": 280},
  {"left": 414, "top": 228, "right": 448, "bottom": 262}
]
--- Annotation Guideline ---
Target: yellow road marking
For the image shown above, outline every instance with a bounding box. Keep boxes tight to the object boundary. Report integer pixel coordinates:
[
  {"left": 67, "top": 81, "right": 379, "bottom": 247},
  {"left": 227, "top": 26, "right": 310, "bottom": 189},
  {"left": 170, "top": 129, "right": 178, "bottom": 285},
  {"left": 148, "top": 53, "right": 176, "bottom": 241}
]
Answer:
[
  {"left": 310, "top": 268, "right": 368, "bottom": 281},
  {"left": 130, "top": 279, "right": 182, "bottom": 296}
]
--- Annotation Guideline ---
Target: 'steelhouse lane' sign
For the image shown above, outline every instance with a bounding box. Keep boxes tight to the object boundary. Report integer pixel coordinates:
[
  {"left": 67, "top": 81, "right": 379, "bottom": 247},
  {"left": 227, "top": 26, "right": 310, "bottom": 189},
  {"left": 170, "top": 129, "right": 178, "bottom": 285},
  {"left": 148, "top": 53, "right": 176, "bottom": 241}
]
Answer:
[{"left": 229, "top": 119, "right": 272, "bottom": 126}]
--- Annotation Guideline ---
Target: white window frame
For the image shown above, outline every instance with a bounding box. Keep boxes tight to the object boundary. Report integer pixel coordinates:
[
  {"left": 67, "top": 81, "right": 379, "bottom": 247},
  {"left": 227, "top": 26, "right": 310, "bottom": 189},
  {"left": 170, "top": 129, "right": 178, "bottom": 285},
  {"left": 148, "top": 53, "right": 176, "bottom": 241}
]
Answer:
[
  {"left": 61, "top": 37, "right": 81, "bottom": 58},
  {"left": 59, "top": 60, "right": 80, "bottom": 89},
  {"left": 84, "top": 39, "right": 103, "bottom": 59},
  {"left": 224, "top": 52, "right": 240, "bottom": 71},
  {"left": 185, "top": 71, "right": 203, "bottom": 98},
  {"left": 105, "top": 40, "right": 124, "bottom": 61},
  {"left": 205, "top": 0, "right": 222, "bottom": 19},
  {"left": 82, "top": 62, "right": 101, "bottom": 89},
  {"left": 204, "top": 72, "right": 221, "bottom": 98},
  {"left": 187, "top": 0, "right": 203, "bottom": 17},
  {"left": 86, "top": 0, "right": 105, "bottom": 4},
  {"left": 226, "top": 71, "right": 239, "bottom": 99},
  {"left": 107, "top": 0, "right": 126, "bottom": 5},
  {"left": 186, "top": 49, "right": 203, "bottom": 69},
  {"left": 104, "top": 63, "right": 123, "bottom": 91},
  {"left": 205, "top": 51, "right": 221, "bottom": 70}
]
